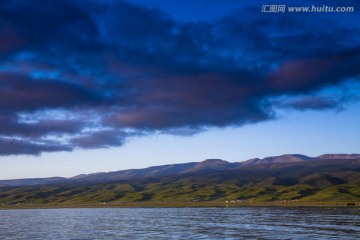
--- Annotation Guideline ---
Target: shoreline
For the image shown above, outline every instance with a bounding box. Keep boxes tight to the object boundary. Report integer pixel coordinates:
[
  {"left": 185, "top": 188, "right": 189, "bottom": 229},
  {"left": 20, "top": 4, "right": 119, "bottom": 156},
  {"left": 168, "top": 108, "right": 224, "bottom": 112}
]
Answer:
[{"left": 1, "top": 201, "right": 359, "bottom": 210}]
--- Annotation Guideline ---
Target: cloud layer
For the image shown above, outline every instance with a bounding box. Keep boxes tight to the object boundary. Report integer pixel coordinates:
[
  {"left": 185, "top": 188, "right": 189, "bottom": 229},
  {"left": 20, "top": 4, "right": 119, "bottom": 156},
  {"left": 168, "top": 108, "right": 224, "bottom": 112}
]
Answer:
[{"left": 0, "top": 0, "right": 359, "bottom": 155}]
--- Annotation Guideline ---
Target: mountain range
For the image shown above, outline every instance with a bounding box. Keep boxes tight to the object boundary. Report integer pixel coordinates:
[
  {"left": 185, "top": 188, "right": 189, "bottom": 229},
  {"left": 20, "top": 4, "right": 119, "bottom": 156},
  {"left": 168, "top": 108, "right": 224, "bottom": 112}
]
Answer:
[{"left": 0, "top": 153, "right": 360, "bottom": 204}]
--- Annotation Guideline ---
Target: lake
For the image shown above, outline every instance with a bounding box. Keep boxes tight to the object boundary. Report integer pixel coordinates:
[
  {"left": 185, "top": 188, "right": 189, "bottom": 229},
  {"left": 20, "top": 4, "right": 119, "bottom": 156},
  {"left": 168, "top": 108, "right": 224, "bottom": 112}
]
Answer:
[{"left": 0, "top": 207, "right": 359, "bottom": 239}]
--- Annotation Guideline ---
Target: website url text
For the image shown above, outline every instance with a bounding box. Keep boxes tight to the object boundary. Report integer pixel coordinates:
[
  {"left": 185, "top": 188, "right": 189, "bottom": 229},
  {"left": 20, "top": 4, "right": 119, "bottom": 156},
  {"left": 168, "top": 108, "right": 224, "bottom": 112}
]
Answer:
[{"left": 261, "top": 5, "right": 355, "bottom": 13}]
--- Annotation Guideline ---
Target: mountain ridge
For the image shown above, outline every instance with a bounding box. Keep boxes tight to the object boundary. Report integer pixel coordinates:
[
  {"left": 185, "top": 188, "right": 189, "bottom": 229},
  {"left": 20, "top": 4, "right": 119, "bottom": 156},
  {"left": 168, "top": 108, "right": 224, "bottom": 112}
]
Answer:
[
  {"left": 1, "top": 153, "right": 359, "bottom": 187},
  {"left": 1, "top": 154, "right": 360, "bottom": 204}
]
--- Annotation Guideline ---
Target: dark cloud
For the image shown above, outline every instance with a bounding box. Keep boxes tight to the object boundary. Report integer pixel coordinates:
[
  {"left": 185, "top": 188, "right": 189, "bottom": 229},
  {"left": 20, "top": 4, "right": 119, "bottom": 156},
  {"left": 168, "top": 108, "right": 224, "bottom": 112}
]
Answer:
[
  {"left": 0, "top": 72, "right": 104, "bottom": 112},
  {"left": 0, "top": 24, "right": 25, "bottom": 55},
  {"left": 70, "top": 129, "right": 128, "bottom": 149},
  {"left": 0, "top": 115, "right": 86, "bottom": 138},
  {"left": 0, "top": 0, "right": 359, "bottom": 155},
  {"left": 103, "top": 71, "right": 271, "bottom": 130},
  {"left": 0, "top": 137, "right": 71, "bottom": 156},
  {"left": 279, "top": 96, "right": 341, "bottom": 111}
]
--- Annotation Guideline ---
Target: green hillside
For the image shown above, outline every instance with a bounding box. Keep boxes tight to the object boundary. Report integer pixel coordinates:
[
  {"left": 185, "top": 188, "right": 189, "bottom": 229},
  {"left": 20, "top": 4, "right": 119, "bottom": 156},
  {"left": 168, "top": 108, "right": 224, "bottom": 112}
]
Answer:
[{"left": 1, "top": 158, "right": 360, "bottom": 206}]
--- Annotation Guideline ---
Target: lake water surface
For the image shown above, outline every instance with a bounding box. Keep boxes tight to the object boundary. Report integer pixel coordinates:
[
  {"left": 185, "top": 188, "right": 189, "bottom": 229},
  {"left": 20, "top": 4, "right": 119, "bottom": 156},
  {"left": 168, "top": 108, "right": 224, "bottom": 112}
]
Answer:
[{"left": 0, "top": 207, "right": 359, "bottom": 239}]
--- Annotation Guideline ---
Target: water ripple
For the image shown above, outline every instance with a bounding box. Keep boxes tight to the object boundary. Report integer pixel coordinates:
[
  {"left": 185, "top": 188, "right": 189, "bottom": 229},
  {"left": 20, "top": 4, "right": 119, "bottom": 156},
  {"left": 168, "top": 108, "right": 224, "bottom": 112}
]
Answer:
[{"left": 0, "top": 207, "right": 359, "bottom": 239}]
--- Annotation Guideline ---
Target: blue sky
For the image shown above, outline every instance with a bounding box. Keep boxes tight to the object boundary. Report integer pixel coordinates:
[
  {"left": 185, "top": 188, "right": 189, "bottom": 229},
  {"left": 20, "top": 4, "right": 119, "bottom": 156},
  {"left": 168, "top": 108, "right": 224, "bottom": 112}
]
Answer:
[{"left": 0, "top": 0, "right": 359, "bottom": 179}]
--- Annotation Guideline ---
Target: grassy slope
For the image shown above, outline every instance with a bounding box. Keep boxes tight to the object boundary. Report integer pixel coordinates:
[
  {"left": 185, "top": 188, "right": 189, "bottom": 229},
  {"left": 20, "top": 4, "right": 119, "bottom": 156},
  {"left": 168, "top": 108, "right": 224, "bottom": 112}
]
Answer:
[{"left": 1, "top": 159, "right": 360, "bottom": 205}]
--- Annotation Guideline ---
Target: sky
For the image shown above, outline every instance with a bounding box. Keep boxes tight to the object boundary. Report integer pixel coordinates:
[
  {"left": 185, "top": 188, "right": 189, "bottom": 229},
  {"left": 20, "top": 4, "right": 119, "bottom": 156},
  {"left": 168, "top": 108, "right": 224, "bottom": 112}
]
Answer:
[{"left": 0, "top": 0, "right": 359, "bottom": 180}]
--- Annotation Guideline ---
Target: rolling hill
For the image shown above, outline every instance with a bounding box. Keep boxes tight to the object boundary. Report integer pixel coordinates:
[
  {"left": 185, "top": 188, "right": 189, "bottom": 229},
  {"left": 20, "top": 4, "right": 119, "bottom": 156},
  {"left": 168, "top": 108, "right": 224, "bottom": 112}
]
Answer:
[{"left": 0, "top": 154, "right": 359, "bottom": 205}]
